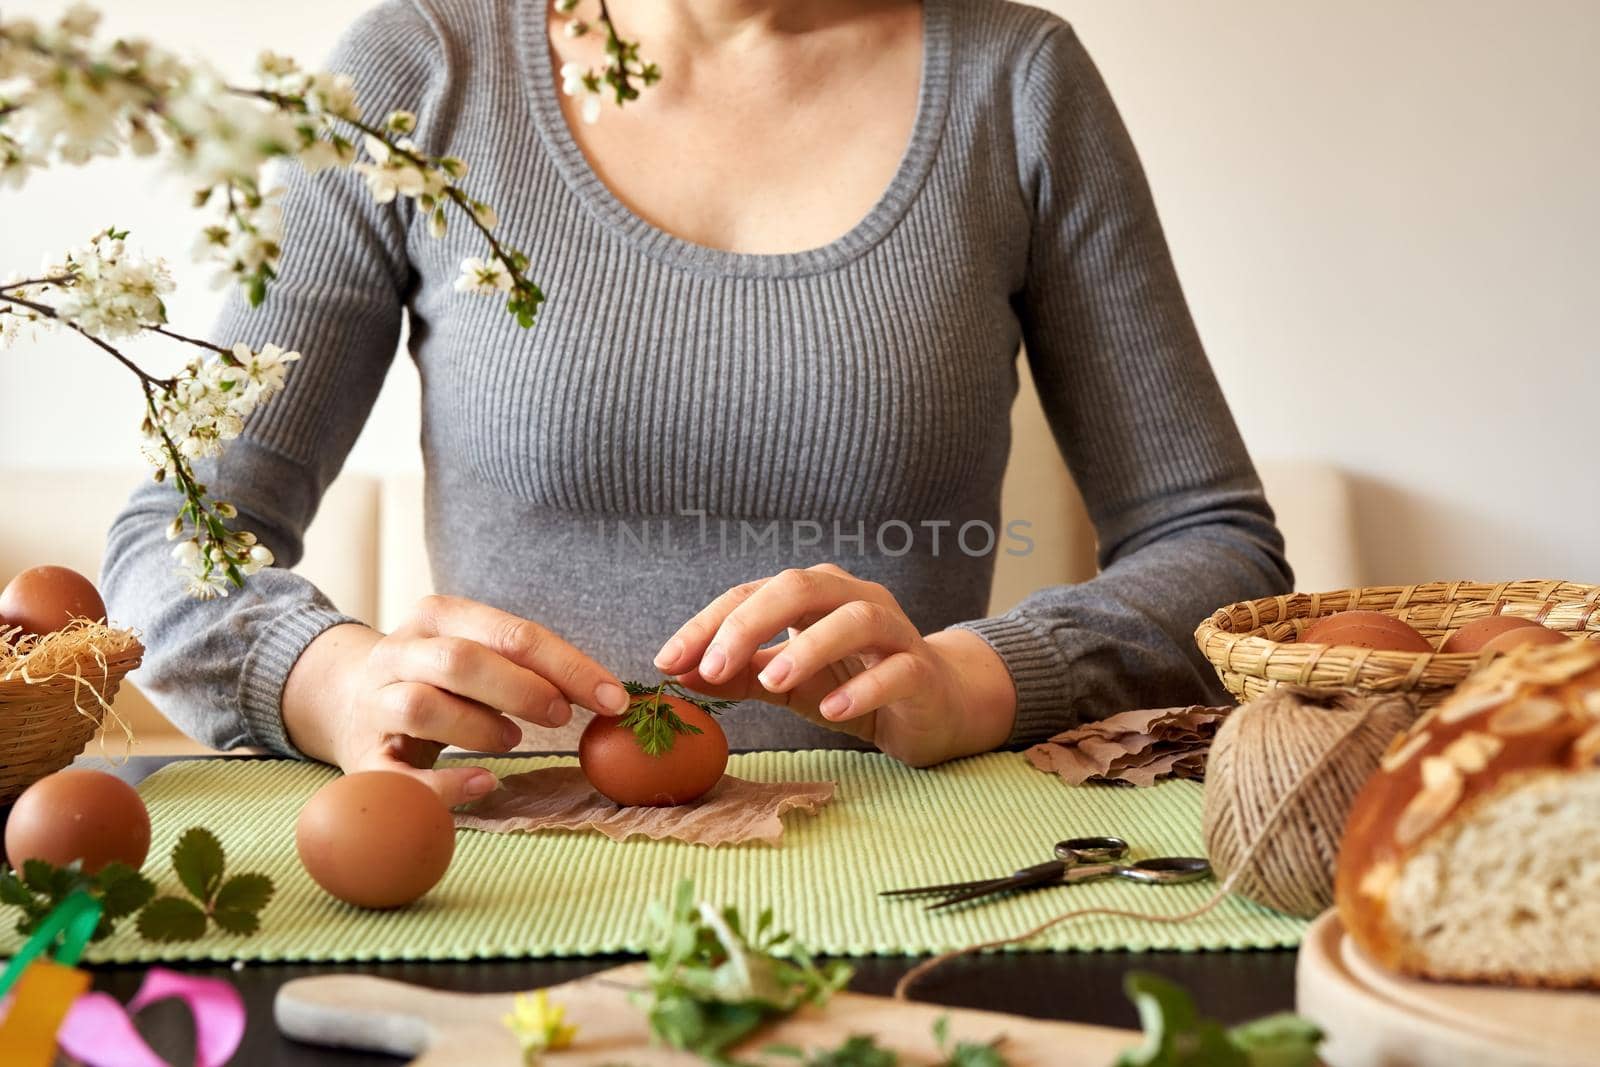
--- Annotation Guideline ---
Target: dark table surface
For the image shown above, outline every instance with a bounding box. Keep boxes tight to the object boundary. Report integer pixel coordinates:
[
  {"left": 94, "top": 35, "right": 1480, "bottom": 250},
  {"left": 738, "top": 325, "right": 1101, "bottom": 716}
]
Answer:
[{"left": 35, "top": 755, "right": 1299, "bottom": 1064}]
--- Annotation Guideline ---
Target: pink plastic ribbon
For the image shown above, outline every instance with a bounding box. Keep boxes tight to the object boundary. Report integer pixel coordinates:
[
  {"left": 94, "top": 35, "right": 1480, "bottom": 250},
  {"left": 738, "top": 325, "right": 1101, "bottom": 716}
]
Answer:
[{"left": 55, "top": 967, "right": 245, "bottom": 1067}]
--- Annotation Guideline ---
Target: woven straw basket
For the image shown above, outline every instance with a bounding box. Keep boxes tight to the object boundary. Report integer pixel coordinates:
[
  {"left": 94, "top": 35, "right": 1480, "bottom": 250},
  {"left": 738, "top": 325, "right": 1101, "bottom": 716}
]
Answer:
[
  {"left": 0, "top": 638, "right": 143, "bottom": 804},
  {"left": 1195, "top": 579, "right": 1600, "bottom": 709}
]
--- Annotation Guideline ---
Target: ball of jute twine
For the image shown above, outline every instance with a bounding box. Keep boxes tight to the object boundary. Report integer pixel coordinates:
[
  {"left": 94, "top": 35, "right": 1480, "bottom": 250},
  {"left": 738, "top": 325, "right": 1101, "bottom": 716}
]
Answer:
[
  {"left": 894, "top": 690, "right": 1414, "bottom": 1000},
  {"left": 1202, "top": 687, "right": 1420, "bottom": 919}
]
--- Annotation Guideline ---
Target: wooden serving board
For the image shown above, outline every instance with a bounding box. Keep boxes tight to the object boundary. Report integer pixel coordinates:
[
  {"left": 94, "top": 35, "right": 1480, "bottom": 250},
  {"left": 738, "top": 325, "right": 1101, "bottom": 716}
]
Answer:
[
  {"left": 1296, "top": 910, "right": 1597, "bottom": 1067},
  {"left": 274, "top": 963, "right": 1141, "bottom": 1066}
]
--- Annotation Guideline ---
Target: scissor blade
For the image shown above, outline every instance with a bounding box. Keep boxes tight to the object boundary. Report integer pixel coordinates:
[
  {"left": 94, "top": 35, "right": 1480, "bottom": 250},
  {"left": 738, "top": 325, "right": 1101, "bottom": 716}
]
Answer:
[
  {"left": 924, "top": 877, "right": 1030, "bottom": 911},
  {"left": 876, "top": 883, "right": 998, "bottom": 895},
  {"left": 926, "top": 861, "right": 1066, "bottom": 911},
  {"left": 879, "top": 879, "right": 996, "bottom": 898}
]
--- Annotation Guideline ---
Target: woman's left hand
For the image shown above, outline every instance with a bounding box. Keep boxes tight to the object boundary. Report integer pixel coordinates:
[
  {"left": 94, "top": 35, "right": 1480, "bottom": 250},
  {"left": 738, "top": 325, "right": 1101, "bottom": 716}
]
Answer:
[{"left": 653, "top": 563, "right": 1017, "bottom": 767}]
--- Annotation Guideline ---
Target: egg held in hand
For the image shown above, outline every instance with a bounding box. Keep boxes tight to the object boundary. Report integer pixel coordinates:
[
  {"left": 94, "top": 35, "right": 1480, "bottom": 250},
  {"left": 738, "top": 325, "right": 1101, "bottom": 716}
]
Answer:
[
  {"left": 5, "top": 769, "right": 151, "bottom": 874},
  {"left": 295, "top": 771, "right": 456, "bottom": 909},
  {"left": 0, "top": 565, "right": 106, "bottom": 638},
  {"left": 580, "top": 689, "right": 729, "bottom": 807}
]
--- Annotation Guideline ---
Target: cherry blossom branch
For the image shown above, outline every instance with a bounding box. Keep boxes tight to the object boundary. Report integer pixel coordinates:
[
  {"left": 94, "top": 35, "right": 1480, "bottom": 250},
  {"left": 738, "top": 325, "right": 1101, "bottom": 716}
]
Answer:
[
  {"left": 0, "top": 3, "right": 654, "bottom": 596},
  {"left": 0, "top": 290, "right": 175, "bottom": 390}
]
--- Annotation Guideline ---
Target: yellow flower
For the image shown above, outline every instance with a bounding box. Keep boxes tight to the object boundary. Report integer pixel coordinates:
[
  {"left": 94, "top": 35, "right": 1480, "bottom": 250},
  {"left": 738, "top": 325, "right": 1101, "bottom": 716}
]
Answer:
[{"left": 502, "top": 989, "right": 577, "bottom": 1062}]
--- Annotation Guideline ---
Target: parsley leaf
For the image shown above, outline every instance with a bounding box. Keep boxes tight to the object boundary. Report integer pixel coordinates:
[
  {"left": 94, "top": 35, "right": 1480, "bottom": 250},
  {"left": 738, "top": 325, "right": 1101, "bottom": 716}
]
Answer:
[
  {"left": 1115, "top": 973, "right": 1322, "bottom": 1067},
  {"left": 0, "top": 859, "right": 155, "bottom": 942},
  {"left": 0, "top": 826, "right": 273, "bottom": 945},
  {"left": 642, "top": 880, "right": 852, "bottom": 1064},
  {"left": 619, "top": 680, "right": 735, "bottom": 757}
]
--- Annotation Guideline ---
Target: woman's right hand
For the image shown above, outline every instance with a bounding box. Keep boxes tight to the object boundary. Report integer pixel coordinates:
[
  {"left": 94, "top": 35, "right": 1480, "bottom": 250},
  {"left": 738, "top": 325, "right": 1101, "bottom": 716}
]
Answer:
[{"left": 282, "top": 595, "right": 630, "bottom": 805}]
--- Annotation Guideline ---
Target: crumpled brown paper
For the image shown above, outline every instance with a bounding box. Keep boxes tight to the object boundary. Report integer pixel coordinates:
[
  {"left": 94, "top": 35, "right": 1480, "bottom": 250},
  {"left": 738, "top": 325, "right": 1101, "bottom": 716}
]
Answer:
[
  {"left": 1025, "top": 705, "right": 1231, "bottom": 787},
  {"left": 454, "top": 767, "right": 834, "bottom": 846}
]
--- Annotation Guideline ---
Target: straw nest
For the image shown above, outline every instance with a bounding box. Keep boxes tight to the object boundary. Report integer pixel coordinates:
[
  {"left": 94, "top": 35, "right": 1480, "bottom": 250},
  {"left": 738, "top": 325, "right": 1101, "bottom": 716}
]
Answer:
[
  {"left": 1195, "top": 579, "right": 1600, "bottom": 709},
  {"left": 0, "top": 619, "right": 143, "bottom": 803}
]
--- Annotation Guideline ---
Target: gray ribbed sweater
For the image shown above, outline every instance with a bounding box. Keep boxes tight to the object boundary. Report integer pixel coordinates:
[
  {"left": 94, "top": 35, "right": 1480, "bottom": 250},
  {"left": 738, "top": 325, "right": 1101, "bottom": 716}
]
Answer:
[{"left": 102, "top": 0, "right": 1292, "bottom": 756}]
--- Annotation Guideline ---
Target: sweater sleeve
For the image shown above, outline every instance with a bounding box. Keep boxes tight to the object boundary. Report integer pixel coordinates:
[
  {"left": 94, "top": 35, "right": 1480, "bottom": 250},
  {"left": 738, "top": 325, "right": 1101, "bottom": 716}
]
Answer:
[
  {"left": 100, "top": 0, "right": 445, "bottom": 755},
  {"left": 952, "top": 20, "right": 1294, "bottom": 746}
]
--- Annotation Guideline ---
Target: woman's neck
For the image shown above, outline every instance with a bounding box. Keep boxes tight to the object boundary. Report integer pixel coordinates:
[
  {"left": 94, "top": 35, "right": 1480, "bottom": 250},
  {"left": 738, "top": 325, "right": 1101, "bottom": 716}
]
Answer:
[{"left": 602, "top": 0, "right": 912, "bottom": 54}]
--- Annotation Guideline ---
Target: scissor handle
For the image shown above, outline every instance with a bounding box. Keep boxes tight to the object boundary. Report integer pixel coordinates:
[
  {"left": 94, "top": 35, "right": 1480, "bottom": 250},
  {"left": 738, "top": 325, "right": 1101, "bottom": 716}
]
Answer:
[
  {"left": 1061, "top": 857, "right": 1213, "bottom": 886},
  {"left": 1053, "top": 836, "right": 1129, "bottom": 863},
  {"left": 1117, "top": 857, "right": 1212, "bottom": 884}
]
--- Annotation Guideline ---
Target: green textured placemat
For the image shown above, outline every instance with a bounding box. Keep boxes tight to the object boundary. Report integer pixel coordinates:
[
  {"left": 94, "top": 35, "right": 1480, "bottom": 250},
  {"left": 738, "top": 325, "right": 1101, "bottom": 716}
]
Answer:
[{"left": 7, "top": 751, "right": 1305, "bottom": 963}]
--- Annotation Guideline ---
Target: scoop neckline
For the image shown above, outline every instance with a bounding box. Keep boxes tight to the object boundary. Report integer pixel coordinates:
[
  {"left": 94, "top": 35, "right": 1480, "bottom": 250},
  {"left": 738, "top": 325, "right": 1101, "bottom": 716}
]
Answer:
[{"left": 515, "top": 0, "right": 953, "bottom": 280}]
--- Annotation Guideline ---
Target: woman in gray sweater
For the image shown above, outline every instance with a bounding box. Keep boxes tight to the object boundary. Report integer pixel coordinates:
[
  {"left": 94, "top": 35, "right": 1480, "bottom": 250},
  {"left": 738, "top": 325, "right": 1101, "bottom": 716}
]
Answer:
[{"left": 103, "top": 0, "right": 1291, "bottom": 805}]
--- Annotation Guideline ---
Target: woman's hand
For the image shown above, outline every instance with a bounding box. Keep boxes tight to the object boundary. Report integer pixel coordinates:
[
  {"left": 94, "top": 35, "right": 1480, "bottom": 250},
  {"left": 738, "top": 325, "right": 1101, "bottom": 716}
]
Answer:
[
  {"left": 654, "top": 564, "right": 1017, "bottom": 767},
  {"left": 283, "top": 596, "right": 629, "bottom": 805}
]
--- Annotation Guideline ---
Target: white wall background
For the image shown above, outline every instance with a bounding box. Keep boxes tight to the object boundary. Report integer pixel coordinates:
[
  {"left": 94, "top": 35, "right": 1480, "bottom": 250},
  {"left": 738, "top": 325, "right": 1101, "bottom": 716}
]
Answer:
[{"left": 2, "top": 0, "right": 1596, "bottom": 587}]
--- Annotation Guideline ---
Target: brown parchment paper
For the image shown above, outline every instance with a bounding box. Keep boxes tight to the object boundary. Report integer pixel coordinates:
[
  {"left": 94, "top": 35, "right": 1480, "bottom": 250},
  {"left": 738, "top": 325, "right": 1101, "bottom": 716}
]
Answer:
[
  {"left": 455, "top": 767, "right": 834, "bottom": 846},
  {"left": 1025, "top": 705, "right": 1231, "bottom": 787}
]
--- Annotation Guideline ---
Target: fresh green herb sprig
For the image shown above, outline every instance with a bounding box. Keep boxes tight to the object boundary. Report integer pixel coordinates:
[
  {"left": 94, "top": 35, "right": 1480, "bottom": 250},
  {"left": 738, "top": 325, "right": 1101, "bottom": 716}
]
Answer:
[
  {"left": 0, "top": 827, "right": 274, "bottom": 944},
  {"left": 642, "top": 879, "right": 853, "bottom": 1064},
  {"left": 1115, "top": 973, "right": 1322, "bottom": 1067},
  {"left": 766, "top": 1034, "right": 900, "bottom": 1066},
  {"left": 620, "top": 680, "right": 735, "bottom": 757},
  {"left": 766, "top": 1016, "right": 1008, "bottom": 1066},
  {"left": 0, "top": 859, "right": 153, "bottom": 942}
]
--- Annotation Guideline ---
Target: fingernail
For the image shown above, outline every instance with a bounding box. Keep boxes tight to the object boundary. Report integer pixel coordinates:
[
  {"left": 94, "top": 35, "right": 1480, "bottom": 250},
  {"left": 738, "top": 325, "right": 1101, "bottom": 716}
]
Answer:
[
  {"left": 654, "top": 637, "right": 684, "bottom": 670},
  {"left": 500, "top": 719, "right": 523, "bottom": 749},
  {"left": 547, "top": 698, "right": 572, "bottom": 726},
  {"left": 820, "top": 691, "right": 852, "bottom": 720},
  {"left": 700, "top": 644, "right": 727, "bottom": 681},
  {"left": 594, "top": 682, "right": 628, "bottom": 714},
  {"left": 758, "top": 654, "right": 792, "bottom": 690},
  {"left": 466, "top": 772, "right": 497, "bottom": 798}
]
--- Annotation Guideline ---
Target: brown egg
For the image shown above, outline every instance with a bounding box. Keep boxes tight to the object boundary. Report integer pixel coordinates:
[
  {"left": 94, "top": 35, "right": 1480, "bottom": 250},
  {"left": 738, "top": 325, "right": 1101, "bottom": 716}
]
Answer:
[
  {"left": 1300, "top": 610, "right": 1433, "bottom": 653},
  {"left": 0, "top": 565, "right": 106, "bottom": 637},
  {"left": 295, "top": 772, "right": 455, "bottom": 909},
  {"left": 580, "top": 694, "right": 729, "bottom": 807},
  {"left": 1439, "top": 616, "right": 1548, "bottom": 654},
  {"left": 5, "top": 769, "right": 151, "bottom": 874},
  {"left": 1479, "top": 624, "right": 1571, "bottom": 655}
]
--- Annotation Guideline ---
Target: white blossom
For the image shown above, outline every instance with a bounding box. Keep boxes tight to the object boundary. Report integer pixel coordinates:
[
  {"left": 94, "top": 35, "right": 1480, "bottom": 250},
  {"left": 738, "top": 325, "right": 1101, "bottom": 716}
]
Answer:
[
  {"left": 296, "top": 136, "right": 351, "bottom": 174},
  {"left": 454, "top": 256, "right": 513, "bottom": 295},
  {"left": 50, "top": 232, "right": 175, "bottom": 341},
  {"left": 559, "top": 61, "right": 589, "bottom": 98},
  {"left": 173, "top": 540, "right": 232, "bottom": 600},
  {"left": 228, "top": 341, "right": 301, "bottom": 406}
]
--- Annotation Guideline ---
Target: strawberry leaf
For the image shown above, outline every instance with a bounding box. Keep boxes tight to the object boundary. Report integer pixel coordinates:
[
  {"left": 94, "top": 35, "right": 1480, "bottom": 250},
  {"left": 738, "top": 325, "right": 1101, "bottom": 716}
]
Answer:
[
  {"left": 172, "top": 827, "right": 226, "bottom": 903},
  {"left": 136, "top": 896, "right": 207, "bottom": 942},
  {"left": 211, "top": 873, "right": 274, "bottom": 936}
]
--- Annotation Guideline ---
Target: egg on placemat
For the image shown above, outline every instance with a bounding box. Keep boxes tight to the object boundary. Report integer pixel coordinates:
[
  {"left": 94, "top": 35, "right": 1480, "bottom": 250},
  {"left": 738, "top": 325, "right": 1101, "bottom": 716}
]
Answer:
[
  {"left": 1300, "top": 610, "right": 1433, "bottom": 653},
  {"left": 4, "top": 769, "right": 151, "bottom": 874},
  {"left": 295, "top": 772, "right": 455, "bottom": 909},
  {"left": 0, "top": 565, "right": 106, "bottom": 637},
  {"left": 1439, "top": 615, "right": 1548, "bottom": 654}
]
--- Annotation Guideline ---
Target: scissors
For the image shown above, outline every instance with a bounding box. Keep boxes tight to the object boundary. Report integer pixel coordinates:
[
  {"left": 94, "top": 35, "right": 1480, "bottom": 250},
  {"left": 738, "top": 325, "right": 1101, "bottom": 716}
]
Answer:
[{"left": 880, "top": 836, "right": 1212, "bottom": 911}]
